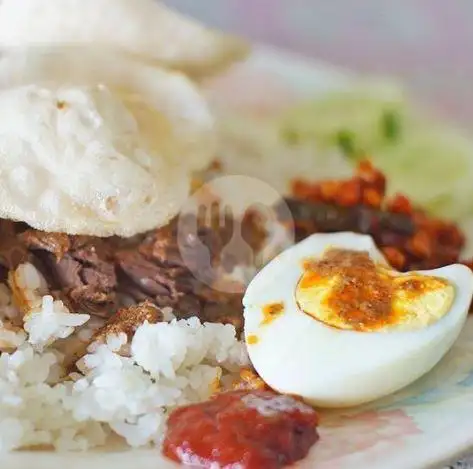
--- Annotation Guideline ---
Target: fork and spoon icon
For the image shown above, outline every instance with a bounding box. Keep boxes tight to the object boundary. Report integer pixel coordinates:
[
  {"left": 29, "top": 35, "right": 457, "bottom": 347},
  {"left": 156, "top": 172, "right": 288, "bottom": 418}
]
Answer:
[
  {"left": 197, "top": 202, "right": 256, "bottom": 271},
  {"left": 176, "top": 174, "right": 295, "bottom": 293}
]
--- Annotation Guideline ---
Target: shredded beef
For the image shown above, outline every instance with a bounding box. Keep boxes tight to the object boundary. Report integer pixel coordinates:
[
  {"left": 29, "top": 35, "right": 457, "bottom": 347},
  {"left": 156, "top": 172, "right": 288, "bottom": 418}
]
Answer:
[
  {"left": 140, "top": 215, "right": 223, "bottom": 276},
  {"left": 115, "top": 250, "right": 174, "bottom": 298},
  {"left": 45, "top": 255, "right": 83, "bottom": 289},
  {"left": 20, "top": 229, "right": 71, "bottom": 259},
  {"left": 115, "top": 219, "right": 244, "bottom": 333},
  {"left": 0, "top": 220, "right": 29, "bottom": 276},
  {"left": 0, "top": 217, "right": 246, "bottom": 332},
  {"left": 19, "top": 229, "right": 118, "bottom": 317}
]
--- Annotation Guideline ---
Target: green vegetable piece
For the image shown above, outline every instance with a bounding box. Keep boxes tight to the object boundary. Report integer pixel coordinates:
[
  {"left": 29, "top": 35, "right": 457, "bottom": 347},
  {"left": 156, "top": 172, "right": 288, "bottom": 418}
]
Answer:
[
  {"left": 382, "top": 110, "right": 401, "bottom": 141},
  {"left": 281, "top": 127, "right": 300, "bottom": 145},
  {"left": 336, "top": 129, "right": 356, "bottom": 157}
]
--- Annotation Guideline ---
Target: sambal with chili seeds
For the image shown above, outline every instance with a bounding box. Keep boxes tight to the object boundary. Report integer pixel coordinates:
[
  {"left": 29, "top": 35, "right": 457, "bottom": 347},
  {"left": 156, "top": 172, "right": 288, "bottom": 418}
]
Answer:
[{"left": 287, "top": 160, "right": 469, "bottom": 273}]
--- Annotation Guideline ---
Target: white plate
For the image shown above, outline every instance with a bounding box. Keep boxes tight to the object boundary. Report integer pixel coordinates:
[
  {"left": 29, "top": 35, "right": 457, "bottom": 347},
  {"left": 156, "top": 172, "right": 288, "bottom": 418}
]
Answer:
[{"left": 5, "top": 45, "right": 473, "bottom": 469}]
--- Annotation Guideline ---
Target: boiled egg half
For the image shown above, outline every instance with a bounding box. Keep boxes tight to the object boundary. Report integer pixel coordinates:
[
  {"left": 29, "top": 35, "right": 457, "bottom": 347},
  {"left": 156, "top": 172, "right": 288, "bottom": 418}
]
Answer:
[{"left": 243, "top": 232, "right": 473, "bottom": 407}]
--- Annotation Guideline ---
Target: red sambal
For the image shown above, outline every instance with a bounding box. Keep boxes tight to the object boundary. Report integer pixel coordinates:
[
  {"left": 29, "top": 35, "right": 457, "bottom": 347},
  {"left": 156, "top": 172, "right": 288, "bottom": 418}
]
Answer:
[
  {"left": 288, "top": 160, "right": 467, "bottom": 272},
  {"left": 163, "top": 390, "right": 319, "bottom": 469}
]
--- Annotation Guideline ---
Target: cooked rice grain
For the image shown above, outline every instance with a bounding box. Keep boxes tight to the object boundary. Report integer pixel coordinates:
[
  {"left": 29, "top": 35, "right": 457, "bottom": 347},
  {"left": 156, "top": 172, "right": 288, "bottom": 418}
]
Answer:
[{"left": 0, "top": 263, "right": 249, "bottom": 451}]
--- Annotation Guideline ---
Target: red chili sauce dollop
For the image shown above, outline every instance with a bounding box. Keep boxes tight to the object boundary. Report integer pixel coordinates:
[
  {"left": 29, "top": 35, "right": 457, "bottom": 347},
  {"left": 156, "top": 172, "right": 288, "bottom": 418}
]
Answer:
[{"left": 162, "top": 390, "right": 319, "bottom": 469}]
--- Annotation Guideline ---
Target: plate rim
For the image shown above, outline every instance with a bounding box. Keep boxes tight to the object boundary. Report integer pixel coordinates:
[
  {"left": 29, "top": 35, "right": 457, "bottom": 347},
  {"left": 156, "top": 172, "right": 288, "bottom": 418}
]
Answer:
[{"left": 2, "top": 44, "right": 472, "bottom": 469}]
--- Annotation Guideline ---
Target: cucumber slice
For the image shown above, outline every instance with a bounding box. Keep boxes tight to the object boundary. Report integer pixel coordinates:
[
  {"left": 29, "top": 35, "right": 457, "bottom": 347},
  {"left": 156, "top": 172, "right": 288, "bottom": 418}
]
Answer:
[{"left": 278, "top": 86, "right": 473, "bottom": 220}]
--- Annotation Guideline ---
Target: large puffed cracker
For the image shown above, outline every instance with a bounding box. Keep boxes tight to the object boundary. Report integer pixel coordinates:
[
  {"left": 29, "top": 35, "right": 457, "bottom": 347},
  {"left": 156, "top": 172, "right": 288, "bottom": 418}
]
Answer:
[
  {"left": 0, "top": 46, "right": 217, "bottom": 173},
  {"left": 0, "top": 0, "right": 249, "bottom": 79},
  {"left": 0, "top": 48, "right": 215, "bottom": 237}
]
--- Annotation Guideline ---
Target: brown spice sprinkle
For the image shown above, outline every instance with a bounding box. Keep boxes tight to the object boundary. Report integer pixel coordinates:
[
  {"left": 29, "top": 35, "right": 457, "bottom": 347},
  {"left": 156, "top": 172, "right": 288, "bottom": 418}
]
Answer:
[
  {"left": 398, "top": 278, "right": 431, "bottom": 296},
  {"left": 20, "top": 229, "right": 71, "bottom": 259},
  {"left": 91, "top": 300, "right": 163, "bottom": 345},
  {"left": 298, "top": 248, "right": 449, "bottom": 331},
  {"left": 261, "top": 302, "right": 284, "bottom": 325},
  {"left": 232, "top": 367, "right": 270, "bottom": 391},
  {"left": 299, "top": 249, "right": 393, "bottom": 330},
  {"left": 56, "top": 100, "right": 67, "bottom": 110}
]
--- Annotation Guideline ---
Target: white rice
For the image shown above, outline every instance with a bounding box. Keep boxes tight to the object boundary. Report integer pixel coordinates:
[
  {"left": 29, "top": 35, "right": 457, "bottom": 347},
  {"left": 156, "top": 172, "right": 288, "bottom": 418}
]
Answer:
[
  {"left": 24, "top": 295, "right": 90, "bottom": 350},
  {"left": 0, "top": 263, "right": 249, "bottom": 452}
]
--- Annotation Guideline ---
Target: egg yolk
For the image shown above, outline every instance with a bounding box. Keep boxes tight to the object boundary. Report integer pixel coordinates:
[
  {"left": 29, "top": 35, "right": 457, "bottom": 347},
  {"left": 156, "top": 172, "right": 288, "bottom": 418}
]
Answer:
[{"left": 296, "top": 248, "right": 454, "bottom": 332}]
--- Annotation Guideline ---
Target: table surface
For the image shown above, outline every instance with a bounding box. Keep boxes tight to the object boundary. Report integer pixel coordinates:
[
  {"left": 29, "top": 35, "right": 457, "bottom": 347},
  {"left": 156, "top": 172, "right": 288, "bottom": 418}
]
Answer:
[{"left": 167, "top": 0, "right": 473, "bottom": 129}]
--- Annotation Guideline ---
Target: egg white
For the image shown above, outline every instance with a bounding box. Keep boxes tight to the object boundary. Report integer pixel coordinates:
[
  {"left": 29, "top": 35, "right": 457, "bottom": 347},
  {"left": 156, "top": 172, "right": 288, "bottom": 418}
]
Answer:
[{"left": 243, "top": 232, "right": 473, "bottom": 407}]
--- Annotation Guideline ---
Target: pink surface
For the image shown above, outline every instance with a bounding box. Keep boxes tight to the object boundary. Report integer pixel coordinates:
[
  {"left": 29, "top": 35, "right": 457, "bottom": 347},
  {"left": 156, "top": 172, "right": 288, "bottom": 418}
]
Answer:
[{"left": 169, "top": 0, "right": 473, "bottom": 127}]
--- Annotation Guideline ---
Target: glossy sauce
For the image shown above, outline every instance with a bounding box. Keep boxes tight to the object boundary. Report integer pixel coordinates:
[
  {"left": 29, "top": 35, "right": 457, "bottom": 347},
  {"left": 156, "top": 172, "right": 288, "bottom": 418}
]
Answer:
[{"left": 162, "top": 390, "right": 319, "bottom": 469}]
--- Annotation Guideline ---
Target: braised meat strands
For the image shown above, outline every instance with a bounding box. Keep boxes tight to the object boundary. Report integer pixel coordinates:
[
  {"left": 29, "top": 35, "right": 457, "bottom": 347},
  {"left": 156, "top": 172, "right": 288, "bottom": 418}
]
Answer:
[
  {"left": 116, "top": 216, "right": 246, "bottom": 332},
  {"left": 0, "top": 215, "right": 247, "bottom": 333},
  {"left": 0, "top": 220, "right": 30, "bottom": 277},
  {"left": 20, "top": 229, "right": 120, "bottom": 317}
]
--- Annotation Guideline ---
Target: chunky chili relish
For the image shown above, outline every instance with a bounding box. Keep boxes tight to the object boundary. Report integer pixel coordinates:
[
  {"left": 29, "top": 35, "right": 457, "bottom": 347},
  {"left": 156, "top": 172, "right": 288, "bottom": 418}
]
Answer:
[{"left": 289, "top": 160, "right": 468, "bottom": 272}]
